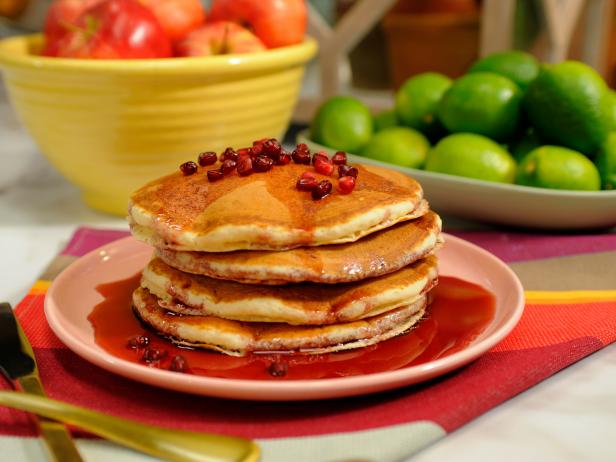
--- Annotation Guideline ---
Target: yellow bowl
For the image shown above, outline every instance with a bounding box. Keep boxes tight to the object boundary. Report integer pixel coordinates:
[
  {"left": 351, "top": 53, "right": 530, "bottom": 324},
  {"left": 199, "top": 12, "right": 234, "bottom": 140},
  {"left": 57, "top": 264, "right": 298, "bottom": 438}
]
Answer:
[{"left": 0, "top": 34, "right": 317, "bottom": 215}]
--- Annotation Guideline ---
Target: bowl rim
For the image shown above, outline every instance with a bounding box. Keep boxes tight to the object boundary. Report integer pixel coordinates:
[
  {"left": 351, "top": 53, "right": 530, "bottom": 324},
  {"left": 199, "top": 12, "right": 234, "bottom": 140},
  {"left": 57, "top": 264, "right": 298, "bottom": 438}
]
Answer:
[
  {"left": 297, "top": 128, "right": 616, "bottom": 199},
  {"left": 0, "top": 33, "right": 318, "bottom": 75}
]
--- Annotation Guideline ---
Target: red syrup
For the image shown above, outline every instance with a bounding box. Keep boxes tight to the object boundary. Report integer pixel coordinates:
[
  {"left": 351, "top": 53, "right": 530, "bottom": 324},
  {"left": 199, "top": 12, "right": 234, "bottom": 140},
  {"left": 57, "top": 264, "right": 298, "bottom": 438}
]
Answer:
[{"left": 88, "top": 274, "right": 496, "bottom": 380}]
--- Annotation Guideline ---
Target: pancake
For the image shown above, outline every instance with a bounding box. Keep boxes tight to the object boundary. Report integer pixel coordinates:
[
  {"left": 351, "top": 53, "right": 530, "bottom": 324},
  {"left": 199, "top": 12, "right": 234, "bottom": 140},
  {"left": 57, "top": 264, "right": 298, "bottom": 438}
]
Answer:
[
  {"left": 128, "top": 163, "right": 425, "bottom": 252},
  {"left": 155, "top": 210, "right": 442, "bottom": 285},
  {"left": 133, "top": 287, "right": 427, "bottom": 356},
  {"left": 141, "top": 255, "right": 438, "bottom": 325}
]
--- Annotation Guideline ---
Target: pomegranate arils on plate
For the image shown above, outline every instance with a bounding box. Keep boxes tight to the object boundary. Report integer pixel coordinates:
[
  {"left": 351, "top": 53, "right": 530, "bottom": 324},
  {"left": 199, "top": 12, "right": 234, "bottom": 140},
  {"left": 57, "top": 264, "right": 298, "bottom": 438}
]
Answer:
[
  {"left": 220, "top": 147, "right": 238, "bottom": 162},
  {"left": 127, "top": 335, "right": 150, "bottom": 349},
  {"left": 339, "top": 175, "right": 356, "bottom": 194},
  {"left": 237, "top": 156, "right": 254, "bottom": 176},
  {"left": 292, "top": 144, "right": 311, "bottom": 164},
  {"left": 332, "top": 151, "right": 347, "bottom": 165},
  {"left": 339, "top": 165, "right": 358, "bottom": 178},
  {"left": 312, "top": 180, "right": 333, "bottom": 200},
  {"left": 207, "top": 169, "right": 224, "bottom": 182},
  {"left": 314, "top": 157, "right": 334, "bottom": 176},
  {"left": 312, "top": 151, "right": 329, "bottom": 165},
  {"left": 296, "top": 177, "right": 318, "bottom": 191},
  {"left": 169, "top": 355, "right": 189, "bottom": 373},
  {"left": 179, "top": 161, "right": 198, "bottom": 176},
  {"left": 221, "top": 159, "right": 237, "bottom": 174},
  {"left": 267, "top": 361, "right": 288, "bottom": 377},
  {"left": 197, "top": 152, "right": 217, "bottom": 167},
  {"left": 253, "top": 155, "right": 274, "bottom": 172},
  {"left": 142, "top": 347, "right": 167, "bottom": 363}
]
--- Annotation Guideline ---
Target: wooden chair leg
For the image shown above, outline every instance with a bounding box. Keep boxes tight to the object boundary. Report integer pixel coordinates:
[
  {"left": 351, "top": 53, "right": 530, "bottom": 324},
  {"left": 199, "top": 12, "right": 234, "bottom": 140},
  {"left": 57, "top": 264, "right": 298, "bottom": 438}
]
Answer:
[{"left": 480, "top": 0, "right": 516, "bottom": 56}]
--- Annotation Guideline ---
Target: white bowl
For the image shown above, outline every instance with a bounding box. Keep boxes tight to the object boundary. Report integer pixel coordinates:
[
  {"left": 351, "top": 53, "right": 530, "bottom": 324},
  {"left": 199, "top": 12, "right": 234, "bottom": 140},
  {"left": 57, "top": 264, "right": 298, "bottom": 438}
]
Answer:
[{"left": 298, "top": 129, "right": 616, "bottom": 230}]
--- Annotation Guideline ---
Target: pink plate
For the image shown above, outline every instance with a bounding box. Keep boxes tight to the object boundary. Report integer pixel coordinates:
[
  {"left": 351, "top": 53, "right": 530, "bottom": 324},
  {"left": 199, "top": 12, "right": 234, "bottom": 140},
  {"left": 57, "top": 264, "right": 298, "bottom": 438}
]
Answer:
[{"left": 45, "top": 234, "right": 524, "bottom": 401}]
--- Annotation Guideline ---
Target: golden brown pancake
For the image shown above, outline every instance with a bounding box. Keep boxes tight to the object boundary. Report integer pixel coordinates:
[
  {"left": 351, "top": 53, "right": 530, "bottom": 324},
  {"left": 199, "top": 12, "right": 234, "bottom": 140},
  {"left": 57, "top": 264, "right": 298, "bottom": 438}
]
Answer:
[
  {"left": 133, "top": 287, "right": 427, "bottom": 356},
  {"left": 141, "top": 255, "right": 438, "bottom": 325},
  {"left": 128, "top": 163, "right": 425, "bottom": 252},
  {"left": 155, "top": 210, "right": 442, "bottom": 285}
]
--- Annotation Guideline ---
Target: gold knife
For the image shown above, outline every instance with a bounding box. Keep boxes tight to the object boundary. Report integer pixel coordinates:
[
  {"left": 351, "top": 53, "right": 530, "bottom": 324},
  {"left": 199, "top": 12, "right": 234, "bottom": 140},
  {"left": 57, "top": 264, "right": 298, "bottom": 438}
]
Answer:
[{"left": 16, "top": 320, "right": 84, "bottom": 462}]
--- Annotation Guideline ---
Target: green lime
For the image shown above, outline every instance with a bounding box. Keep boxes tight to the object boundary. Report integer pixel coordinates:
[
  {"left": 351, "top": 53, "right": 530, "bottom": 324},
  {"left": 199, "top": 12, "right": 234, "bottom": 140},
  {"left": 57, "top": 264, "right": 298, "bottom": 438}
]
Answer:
[
  {"left": 395, "top": 72, "right": 452, "bottom": 138},
  {"left": 510, "top": 128, "right": 542, "bottom": 162},
  {"left": 437, "top": 72, "right": 523, "bottom": 141},
  {"left": 361, "top": 127, "right": 430, "bottom": 169},
  {"left": 374, "top": 109, "right": 399, "bottom": 132},
  {"left": 311, "top": 96, "right": 373, "bottom": 152},
  {"left": 516, "top": 146, "right": 601, "bottom": 191},
  {"left": 596, "top": 132, "right": 616, "bottom": 189},
  {"left": 601, "top": 90, "right": 616, "bottom": 133},
  {"left": 426, "top": 133, "right": 516, "bottom": 183},
  {"left": 468, "top": 50, "right": 539, "bottom": 89},
  {"left": 524, "top": 61, "right": 609, "bottom": 155}
]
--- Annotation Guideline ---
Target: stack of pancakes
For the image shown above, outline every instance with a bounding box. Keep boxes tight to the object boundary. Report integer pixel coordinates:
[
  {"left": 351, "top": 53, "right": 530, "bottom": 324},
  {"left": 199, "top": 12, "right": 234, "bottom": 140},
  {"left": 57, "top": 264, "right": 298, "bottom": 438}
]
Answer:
[{"left": 128, "top": 162, "right": 442, "bottom": 357}]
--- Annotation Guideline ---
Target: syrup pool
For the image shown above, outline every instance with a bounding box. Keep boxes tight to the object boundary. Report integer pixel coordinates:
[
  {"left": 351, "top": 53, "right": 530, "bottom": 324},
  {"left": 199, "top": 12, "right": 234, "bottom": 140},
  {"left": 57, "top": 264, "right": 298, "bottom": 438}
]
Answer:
[{"left": 88, "top": 274, "right": 495, "bottom": 380}]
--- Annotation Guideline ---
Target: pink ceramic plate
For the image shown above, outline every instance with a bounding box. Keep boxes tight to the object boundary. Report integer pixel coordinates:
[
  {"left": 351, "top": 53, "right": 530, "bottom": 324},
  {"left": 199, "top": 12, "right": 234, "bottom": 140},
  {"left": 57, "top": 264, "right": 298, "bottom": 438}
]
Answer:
[{"left": 45, "top": 234, "right": 524, "bottom": 401}]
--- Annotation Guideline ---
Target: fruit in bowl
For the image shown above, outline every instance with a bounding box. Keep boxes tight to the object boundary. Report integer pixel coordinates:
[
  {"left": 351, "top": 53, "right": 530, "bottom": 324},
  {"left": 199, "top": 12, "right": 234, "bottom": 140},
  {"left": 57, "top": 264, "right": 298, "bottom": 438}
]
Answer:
[
  {"left": 308, "top": 52, "right": 616, "bottom": 194},
  {"left": 47, "top": 0, "right": 173, "bottom": 59},
  {"left": 0, "top": 0, "right": 316, "bottom": 215},
  {"left": 41, "top": 0, "right": 305, "bottom": 59},
  {"left": 176, "top": 21, "right": 266, "bottom": 57},
  {"left": 301, "top": 51, "right": 616, "bottom": 229}
]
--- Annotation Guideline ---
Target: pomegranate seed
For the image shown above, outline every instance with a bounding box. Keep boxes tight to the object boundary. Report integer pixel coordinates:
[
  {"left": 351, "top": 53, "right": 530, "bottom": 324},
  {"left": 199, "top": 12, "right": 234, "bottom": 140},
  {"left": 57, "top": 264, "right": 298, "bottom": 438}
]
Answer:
[
  {"left": 338, "top": 165, "right": 358, "bottom": 178},
  {"left": 253, "top": 155, "right": 274, "bottom": 172},
  {"left": 312, "top": 180, "right": 332, "bottom": 200},
  {"left": 332, "top": 151, "right": 347, "bottom": 165},
  {"left": 197, "top": 152, "right": 217, "bottom": 167},
  {"left": 312, "top": 151, "right": 329, "bottom": 165},
  {"left": 142, "top": 347, "right": 167, "bottom": 363},
  {"left": 169, "top": 355, "right": 189, "bottom": 373},
  {"left": 207, "top": 169, "right": 224, "bottom": 182},
  {"left": 301, "top": 171, "right": 317, "bottom": 180},
  {"left": 314, "top": 157, "right": 334, "bottom": 176},
  {"left": 220, "top": 147, "right": 238, "bottom": 162},
  {"left": 296, "top": 177, "right": 318, "bottom": 191},
  {"left": 292, "top": 144, "right": 311, "bottom": 164},
  {"left": 237, "top": 147, "right": 254, "bottom": 158},
  {"left": 262, "top": 138, "right": 282, "bottom": 160},
  {"left": 267, "top": 361, "right": 288, "bottom": 377},
  {"left": 252, "top": 138, "right": 268, "bottom": 156},
  {"left": 276, "top": 151, "right": 291, "bottom": 165},
  {"left": 237, "top": 156, "right": 253, "bottom": 176},
  {"left": 338, "top": 175, "right": 356, "bottom": 194},
  {"left": 127, "top": 335, "right": 150, "bottom": 349},
  {"left": 221, "top": 159, "right": 237, "bottom": 174},
  {"left": 179, "top": 161, "right": 197, "bottom": 176}
]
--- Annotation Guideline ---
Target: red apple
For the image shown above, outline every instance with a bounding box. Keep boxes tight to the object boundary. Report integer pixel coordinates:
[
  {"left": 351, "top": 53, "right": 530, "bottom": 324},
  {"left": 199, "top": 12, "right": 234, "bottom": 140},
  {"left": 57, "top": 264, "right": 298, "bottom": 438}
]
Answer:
[
  {"left": 54, "top": 0, "right": 172, "bottom": 59},
  {"left": 42, "top": 0, "right": 102, "bottom": 56},
  {"left": 140, "top": 0, "right": 206, "bottom": 41},
  {"left": 176, "top": 21, "right": 266, "bottom": 57},
  {"left": 208, "top": 0, "right": 306, "bottom": 48}
]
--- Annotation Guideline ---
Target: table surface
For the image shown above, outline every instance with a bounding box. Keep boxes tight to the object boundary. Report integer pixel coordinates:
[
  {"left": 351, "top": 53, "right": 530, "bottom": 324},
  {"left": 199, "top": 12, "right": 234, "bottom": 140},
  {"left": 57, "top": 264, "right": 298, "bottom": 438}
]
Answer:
[{"left": 1, "top": 85, "right": 615, "bottom": 462}]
